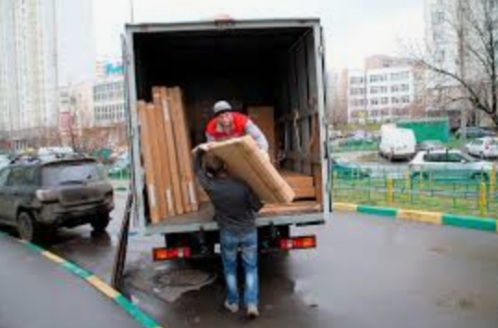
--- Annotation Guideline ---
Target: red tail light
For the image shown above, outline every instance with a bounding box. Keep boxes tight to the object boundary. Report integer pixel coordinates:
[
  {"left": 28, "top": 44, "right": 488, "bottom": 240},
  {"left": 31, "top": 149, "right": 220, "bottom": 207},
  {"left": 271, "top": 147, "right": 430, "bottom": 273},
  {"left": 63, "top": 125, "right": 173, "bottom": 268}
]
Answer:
[
  {"left": 153, "top": 247, "right": 191, "bottom": 261},
  {"left": 279, "top": 236, "right": 317, "bottom": 250}
]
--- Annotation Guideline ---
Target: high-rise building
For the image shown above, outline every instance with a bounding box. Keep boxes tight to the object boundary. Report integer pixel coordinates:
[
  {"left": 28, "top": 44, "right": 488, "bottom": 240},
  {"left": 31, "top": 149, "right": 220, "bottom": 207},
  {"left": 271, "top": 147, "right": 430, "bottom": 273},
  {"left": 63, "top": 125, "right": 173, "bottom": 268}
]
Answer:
[
  {"left": 0, "top": 0, "right": 95, "bottom": 148},
  {"left": 347, "top": 56, "right": 424, "bottom": 124}
]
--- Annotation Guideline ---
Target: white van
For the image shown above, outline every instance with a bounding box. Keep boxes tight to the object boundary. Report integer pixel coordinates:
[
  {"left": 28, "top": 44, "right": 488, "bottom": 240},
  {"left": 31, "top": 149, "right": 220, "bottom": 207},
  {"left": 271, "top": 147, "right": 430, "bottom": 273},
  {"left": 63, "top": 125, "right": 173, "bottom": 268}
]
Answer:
[{"left": 379, "top": 127, "right": 416, "bottom": 160}]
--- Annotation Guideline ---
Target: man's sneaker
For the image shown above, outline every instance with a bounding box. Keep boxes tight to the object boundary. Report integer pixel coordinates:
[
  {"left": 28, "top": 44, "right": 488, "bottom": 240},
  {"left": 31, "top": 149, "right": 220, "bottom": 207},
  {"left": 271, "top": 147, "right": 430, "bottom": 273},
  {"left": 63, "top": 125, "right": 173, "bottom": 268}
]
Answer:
[
  {"left": 224, "top": 300, "right": 239, "bottom": 313},
  {"left": 246, "top": 304, "right": 259, "bottom": 319}
]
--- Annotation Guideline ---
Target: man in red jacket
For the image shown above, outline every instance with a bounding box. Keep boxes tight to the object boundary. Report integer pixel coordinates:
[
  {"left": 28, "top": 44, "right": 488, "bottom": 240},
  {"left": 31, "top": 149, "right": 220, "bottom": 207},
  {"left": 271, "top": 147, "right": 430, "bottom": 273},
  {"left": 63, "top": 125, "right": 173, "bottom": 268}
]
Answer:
[{"left": 205, "top": 101, "right": 269, "bottom": 153}]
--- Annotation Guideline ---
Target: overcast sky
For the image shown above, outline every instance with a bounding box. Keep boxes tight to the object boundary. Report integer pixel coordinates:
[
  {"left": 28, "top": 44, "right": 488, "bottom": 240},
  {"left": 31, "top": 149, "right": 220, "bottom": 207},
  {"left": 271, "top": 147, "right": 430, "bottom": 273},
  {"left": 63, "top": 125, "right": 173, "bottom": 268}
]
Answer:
[{"left": 92, "top": 0, "right": 425, "bottom": 70}]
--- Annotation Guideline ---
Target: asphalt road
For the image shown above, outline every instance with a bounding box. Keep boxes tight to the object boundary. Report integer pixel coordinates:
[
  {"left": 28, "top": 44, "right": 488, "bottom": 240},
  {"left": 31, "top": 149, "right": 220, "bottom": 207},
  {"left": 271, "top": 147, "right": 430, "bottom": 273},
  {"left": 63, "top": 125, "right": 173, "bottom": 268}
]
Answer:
[
  {"left": 0, "top": 234, "right": 142, "bottom": 328},
  {"left": 44, "top": 192, "right": 498, "bottom": 328}
]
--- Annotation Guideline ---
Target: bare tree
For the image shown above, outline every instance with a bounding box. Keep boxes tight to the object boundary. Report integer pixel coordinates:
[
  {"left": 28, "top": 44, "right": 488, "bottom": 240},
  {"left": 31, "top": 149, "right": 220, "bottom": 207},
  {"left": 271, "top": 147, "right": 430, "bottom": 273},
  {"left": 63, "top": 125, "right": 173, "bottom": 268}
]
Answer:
[{"left": 409, "top": 0, "right": 498, "bottom": 128}]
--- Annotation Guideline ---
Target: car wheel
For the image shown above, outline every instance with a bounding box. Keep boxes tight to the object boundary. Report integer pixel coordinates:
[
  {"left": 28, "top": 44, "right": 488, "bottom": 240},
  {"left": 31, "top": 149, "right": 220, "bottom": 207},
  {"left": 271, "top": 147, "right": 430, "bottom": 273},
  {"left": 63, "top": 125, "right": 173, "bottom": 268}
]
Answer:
[
  {"left": 17, "top": 211, "right": 47, "bottom": 244},
  {"left": 90, "top": 215, "right": 110, "bottom": 233}
]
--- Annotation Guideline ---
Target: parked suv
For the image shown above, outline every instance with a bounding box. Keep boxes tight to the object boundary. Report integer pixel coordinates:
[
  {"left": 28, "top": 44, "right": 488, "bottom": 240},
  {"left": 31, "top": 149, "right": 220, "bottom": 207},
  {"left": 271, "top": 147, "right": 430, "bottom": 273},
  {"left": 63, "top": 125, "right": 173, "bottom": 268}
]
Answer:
[
  {"left": 465, "top": 137, "right": 498, "bottom": 159},
  {"left": 0, "top": 158, "right": 114, "bottom": 243}
]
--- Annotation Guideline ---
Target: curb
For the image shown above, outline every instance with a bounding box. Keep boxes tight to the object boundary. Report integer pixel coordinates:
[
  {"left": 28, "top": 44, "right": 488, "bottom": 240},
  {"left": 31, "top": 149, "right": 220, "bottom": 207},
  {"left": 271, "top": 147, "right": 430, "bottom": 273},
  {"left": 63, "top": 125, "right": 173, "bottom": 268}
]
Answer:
[
  {"left": 333, "top": 202, "right": 498, "bottom": 233},
  {"left": 0, "top": 233, "right": 163, "bottom": 328}
]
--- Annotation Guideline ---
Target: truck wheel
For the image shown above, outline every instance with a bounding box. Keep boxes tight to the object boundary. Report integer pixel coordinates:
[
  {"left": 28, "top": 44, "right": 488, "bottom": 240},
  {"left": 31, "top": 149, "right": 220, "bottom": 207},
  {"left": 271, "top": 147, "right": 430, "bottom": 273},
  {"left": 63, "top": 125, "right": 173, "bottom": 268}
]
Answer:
[
  {"left": 17, "top": 211, "right": 47, "bottom": 244},
  {"left": 91, "top": 215, "right": 110, "bottom": 233}
]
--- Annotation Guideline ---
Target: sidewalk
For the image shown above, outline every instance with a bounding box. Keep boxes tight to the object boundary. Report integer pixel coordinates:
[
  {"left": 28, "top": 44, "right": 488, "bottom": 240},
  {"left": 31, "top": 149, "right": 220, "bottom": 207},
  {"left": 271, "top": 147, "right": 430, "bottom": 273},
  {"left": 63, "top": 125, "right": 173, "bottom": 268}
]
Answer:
[{"left": 0, "top": 234, "right": 148, "bottom": 328}]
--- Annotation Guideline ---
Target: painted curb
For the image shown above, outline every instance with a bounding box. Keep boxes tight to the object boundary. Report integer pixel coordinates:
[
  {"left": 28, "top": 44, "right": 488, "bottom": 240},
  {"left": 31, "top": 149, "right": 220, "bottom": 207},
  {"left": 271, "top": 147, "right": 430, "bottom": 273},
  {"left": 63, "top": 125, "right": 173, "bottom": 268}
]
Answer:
[
  {"left": 0, "top": 234, "right": 163, "bottom": 328},
  {"left": 333, "top": 202, "right": 497, "bottom": 233}
]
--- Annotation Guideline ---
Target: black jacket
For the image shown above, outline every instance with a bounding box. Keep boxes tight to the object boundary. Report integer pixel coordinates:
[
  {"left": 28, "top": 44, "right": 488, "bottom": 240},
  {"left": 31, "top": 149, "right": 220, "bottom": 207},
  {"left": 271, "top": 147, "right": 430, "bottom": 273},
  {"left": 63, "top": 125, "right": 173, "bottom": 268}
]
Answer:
[{"left": 194, "top": 150, "right": 263, "bottom": 233}]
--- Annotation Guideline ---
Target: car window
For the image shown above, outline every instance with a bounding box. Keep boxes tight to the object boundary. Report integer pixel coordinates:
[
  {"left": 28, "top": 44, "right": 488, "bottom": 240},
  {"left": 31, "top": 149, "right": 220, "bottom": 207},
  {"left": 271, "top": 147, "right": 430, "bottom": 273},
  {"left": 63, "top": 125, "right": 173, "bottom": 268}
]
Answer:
[
  {"left": 423, "top": 153, "right": 445, "bottom": 162},
  {"left": 6, "top": 167, "right": 29, "bottom": 186},
  {"left": 446, "top": 153, "right": 465, "bottom": 163},
  {"left": 0, "top": 168, "right": 10, "bottom": 186},
  {"left": 41, "top": 161, "right": 105, "bottom": 186}
]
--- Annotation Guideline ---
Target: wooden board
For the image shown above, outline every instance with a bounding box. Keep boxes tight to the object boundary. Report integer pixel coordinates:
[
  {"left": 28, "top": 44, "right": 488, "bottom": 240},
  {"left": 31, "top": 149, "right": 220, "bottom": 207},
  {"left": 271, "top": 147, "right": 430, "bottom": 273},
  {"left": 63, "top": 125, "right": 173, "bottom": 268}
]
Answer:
[
  {"left": 158, "top": 87, "right": 185, "bottom": 215},
  {"left": 145, "top": 103, "right": 169, "bottom": 220},
  {"left": 248, "top": 106, "right": 277, "bottom": 165},
  {"left": 208, "top": 136, "right": 295, "bottom": 203},
  {"left": 152, "top": 87, "right": 176, "bottom": 217},
  {"left": 137, "top": 101, "right": 161, "bottom": 224},
  {"left": 169, "top": 87, "right": 198, "bottom": 212}
]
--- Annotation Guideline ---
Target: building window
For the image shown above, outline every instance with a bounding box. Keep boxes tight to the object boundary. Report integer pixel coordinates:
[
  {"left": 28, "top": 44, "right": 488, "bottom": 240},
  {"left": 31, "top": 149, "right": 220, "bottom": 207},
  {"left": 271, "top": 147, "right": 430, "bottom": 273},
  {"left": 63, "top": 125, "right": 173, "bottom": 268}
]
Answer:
[
  {"left": 369, "top": 74, "right": 387, "bottom": 83},
  {"left": 390, "top": 71, "right": 410, "bottom": 81},
  {"left": 433, "top": 11, "right": 444, "bottom": 25},
  {"left": 381, "top": 97, "right": 389, "bottom": 105},
  {"left": 391, "top": 85, "right": 400, "bottom": 93},
  {"left": 350, "top": 87, "right": 366, "bottom": 95},
  {"left": 371, "top": 98, "right": 379, "bottom": 106},
  {"left": 370, "top": 86, "right": 380, "bottom": 94},
  {"left": 401, "top": 96, "right": 410, "bottom": 103},
  {"left": 392, "top": 97, "right": 399, "bottom": 104},
  {"left": 400, "top": 84, "right": 409, "bottom": 92},
  {"left": 350, "top": 76, "right": 365, "bottom": 84}
]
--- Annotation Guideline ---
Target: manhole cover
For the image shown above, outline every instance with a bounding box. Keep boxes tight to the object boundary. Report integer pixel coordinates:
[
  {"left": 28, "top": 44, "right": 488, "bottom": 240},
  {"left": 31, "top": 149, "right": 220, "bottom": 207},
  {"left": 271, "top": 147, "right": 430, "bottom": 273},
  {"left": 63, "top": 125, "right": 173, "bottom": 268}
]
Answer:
[{"left": 153, "top": 269, "right": 215, "bottom": 288}]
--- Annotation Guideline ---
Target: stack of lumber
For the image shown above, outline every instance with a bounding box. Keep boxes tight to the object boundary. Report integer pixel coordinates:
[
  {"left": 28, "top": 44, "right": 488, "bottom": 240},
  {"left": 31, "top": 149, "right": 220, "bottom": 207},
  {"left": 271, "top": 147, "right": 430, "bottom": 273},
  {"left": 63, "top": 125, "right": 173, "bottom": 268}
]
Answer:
[
  {"left": 137, "top": 86, "right": 198, "bottom": 224},
  {"left": 208, "top": 136, "right": 295, "bottom": 204}
]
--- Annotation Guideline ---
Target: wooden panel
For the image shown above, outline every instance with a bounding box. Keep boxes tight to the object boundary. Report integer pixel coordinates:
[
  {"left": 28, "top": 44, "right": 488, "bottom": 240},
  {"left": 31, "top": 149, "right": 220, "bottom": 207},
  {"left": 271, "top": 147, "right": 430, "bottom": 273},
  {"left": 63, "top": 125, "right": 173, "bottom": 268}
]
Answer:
[
  {"left": 209, "top": 136, "right": 295, "bottom": 204},
  {"left": 248, "top": 106, "right": 277, "bottom": 164},
  {"left": 293, "top": 187, "right": 316, "bottom": 199},
  {"left": 169, "top": 86, "right": 199, "bottom": 212},
  {"left": 152, "top": 87, "right": 176, "bottom": 216},
  {"left": 137, "top": 101, "right": 161, "bottom": 224},
  {"left": 145, "top": 103, "right": 168, "bottom": 220},
  {"left": 160, "top": 88, "right": 185, "bottom": 215}
]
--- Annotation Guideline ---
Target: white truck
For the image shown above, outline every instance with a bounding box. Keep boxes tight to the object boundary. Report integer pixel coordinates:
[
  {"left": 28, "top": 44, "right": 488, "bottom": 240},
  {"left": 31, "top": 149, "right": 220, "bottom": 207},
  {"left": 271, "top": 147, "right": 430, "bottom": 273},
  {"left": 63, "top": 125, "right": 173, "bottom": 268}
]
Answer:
[{"left": 123, "top": 18, "right": 331, "bottom": 260}]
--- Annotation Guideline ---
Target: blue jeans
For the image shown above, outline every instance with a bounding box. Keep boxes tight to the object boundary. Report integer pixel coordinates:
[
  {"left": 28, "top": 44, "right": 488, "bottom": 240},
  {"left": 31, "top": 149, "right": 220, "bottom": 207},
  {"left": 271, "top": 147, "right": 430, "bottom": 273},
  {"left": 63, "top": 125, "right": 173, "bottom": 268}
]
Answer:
[{"left": 220, "top": 229, "right": 258, "bottom": 307}]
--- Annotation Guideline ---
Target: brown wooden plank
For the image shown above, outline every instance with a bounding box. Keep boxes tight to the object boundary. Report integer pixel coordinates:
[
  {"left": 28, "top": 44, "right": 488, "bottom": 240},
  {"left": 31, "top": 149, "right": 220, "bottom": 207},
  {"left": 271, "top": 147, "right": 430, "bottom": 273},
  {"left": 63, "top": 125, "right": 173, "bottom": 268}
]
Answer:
[
  {"left": 169, "top": 87, "right": 198, "bottom": 212},
  {"left": 145, "top": 103, "right": 168, "bottom": 221},
  {"left": 158, "top": 87, "right": 185, "bottom": 216},
  {"left": 137, "top": 101, "right": 161, "bottom": 224},
  {"left": 152, "top": 88, "right": 175, "bottom": 217}
]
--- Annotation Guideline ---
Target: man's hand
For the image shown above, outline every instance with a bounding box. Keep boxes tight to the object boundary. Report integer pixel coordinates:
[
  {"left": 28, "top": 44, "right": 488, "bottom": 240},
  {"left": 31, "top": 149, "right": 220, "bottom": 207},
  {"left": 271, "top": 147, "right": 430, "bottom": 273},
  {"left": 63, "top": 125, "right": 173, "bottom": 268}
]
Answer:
[{"left": 192, "top": 143, "right": 212, "bottom": 154}]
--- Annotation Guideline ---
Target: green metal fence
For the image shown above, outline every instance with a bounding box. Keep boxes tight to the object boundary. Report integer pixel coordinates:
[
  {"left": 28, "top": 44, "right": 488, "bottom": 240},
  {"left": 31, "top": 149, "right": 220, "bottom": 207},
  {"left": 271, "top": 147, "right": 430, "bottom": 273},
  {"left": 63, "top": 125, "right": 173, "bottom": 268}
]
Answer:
[{"left": 333, "top": 167, "right": 498, "bottom": 218}]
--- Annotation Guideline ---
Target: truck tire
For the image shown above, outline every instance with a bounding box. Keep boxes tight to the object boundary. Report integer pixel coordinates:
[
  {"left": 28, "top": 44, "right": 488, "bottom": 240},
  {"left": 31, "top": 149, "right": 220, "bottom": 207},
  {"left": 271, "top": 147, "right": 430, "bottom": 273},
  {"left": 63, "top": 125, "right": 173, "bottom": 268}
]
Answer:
[
  {"left": 17, "top": 211, "right": 48, "bottom": 244},
  {"left": 91, "top": 215, "right": 110, "bottom": 233}
]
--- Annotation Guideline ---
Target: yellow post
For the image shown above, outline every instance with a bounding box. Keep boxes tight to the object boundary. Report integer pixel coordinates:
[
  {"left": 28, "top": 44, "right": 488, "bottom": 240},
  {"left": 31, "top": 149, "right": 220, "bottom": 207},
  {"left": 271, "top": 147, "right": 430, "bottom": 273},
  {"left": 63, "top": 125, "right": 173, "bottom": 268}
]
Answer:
[
  {"left": 387, "top": 177, "right": 394, "bottom": 205},
  {"left": 490, "top": 162, "right": 496, "bottom": 196},
  {"left": 479, "top": 182, "right": 487, "bottom": 217}
]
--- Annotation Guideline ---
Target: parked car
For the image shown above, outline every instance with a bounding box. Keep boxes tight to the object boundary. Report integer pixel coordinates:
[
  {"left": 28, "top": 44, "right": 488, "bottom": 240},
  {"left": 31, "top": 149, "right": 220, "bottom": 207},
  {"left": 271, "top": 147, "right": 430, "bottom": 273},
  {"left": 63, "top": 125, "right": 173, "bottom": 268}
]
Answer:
[
  {"left": 465, "top": 137, "right": 498, "bottom": 159},
  {"left": 416, "top": 140, "right": 446, "bottom": 152},
  {"left": 455, "top": 127, "right": 496, "bottom": 139},
  {"left": 0, "top": 154, "right": 10, "bottom": 169},
  {"left": 379, "top": 126, "right": 416, "bottom": 160},
  {"left": 409, "top": 149, "right": 493, "bottom": 180},
  {"left": 0, "top": 158, "right": 114, "bottom": 243},
  {"left": 331, "top": 158, "right": 371, "bottom": 179}
]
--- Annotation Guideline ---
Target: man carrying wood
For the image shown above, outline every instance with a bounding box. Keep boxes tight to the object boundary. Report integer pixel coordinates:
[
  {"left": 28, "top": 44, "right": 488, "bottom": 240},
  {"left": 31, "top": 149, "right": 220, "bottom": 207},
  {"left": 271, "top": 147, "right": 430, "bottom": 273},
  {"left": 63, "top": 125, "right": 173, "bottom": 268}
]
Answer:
[
  {"left": 193, "top": 144, "right": 263, "bottom": 319},
  {"left": 206, "top": 100, "right": 269, "bottom": 157}
]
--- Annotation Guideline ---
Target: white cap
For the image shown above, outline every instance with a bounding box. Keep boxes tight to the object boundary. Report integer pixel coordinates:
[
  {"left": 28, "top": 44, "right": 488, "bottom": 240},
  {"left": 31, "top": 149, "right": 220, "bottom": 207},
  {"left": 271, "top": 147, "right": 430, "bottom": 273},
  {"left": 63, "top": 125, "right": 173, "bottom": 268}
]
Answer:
[{"left": 213, "top": 100, "right": 232, "bottom": 114}]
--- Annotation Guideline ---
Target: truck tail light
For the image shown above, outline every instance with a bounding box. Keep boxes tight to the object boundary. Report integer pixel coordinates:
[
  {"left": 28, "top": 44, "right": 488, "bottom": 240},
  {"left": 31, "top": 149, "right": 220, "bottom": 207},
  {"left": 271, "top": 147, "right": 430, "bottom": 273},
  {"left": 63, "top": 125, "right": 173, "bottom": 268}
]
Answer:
[
  {"left": 279, "top": 236, "right": 316, "bottom": 250},
  {"left": 153, "top": 247, "right": 191, "bottom": 261},
  {"left": 36, "top": 189, "right": 58, "bottom": 202}
]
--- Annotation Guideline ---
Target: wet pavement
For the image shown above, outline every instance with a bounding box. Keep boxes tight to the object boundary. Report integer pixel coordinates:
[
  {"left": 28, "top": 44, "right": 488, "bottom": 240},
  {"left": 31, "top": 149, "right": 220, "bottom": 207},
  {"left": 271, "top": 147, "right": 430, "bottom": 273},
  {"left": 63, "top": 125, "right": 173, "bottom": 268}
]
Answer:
[
  {"left": 0, "top": 234, "right": 142, "bottom": 328},
  {"left": 19, "top": 192, "right": 498, "bottom": 327}
]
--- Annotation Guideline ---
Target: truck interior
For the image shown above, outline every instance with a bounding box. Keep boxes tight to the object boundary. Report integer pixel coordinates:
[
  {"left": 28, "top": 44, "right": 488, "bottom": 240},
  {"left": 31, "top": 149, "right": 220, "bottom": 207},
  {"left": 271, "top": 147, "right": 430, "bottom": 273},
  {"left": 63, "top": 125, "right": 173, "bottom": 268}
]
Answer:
[{"left": 131, "top": 24, "right": 324, "bottom": 224}]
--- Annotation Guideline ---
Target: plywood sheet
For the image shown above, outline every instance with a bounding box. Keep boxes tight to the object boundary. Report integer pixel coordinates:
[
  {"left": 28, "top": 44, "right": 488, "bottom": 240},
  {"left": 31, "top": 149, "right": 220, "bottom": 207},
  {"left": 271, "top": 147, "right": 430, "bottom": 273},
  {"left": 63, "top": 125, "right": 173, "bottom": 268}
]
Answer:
[
  {"left": 248, "top": 106, "right": 277, "bottom": 164},
  {"left": 208, "top": 136, "right": 295, "bottom": 204}
]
